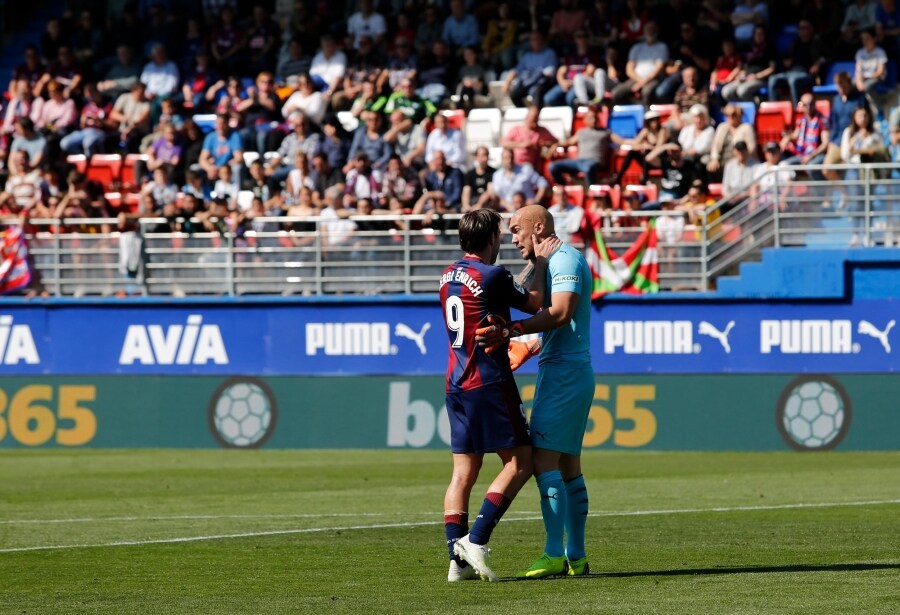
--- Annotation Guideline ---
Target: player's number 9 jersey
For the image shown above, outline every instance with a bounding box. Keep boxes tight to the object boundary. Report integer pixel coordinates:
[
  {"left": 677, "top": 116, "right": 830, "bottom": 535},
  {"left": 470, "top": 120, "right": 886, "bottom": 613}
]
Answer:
[{"left": 439, "top": 257, "right": 530, "bottom": 393}]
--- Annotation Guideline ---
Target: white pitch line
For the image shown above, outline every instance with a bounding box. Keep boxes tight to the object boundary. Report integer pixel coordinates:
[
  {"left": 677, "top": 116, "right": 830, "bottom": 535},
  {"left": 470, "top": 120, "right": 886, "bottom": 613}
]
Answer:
[
  {"left": 3, "top": 498, "right": 900, "bottom": 527},
  {"left": 1, "top": 499, "right": 898, "bottom": 554}
]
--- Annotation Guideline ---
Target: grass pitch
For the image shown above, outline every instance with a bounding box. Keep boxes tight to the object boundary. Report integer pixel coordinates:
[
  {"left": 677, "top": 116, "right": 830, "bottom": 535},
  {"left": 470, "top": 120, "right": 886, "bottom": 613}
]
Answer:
[{"left": 1, "top": 450, "right": 898, "bottom": 614}]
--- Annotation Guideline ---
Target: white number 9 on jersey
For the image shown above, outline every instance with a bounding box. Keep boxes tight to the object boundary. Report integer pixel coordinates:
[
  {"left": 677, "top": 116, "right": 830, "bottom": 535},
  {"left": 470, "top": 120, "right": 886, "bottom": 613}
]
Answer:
[{"left": 445, "top": 295, "right": 464, "bottom": 348}]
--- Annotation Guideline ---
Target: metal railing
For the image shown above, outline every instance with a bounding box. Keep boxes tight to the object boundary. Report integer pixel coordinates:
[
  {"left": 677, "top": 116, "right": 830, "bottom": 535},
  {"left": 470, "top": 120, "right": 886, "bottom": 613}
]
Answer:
[{"left": 6, "top": 163, "right": 899, "bottom": 297}]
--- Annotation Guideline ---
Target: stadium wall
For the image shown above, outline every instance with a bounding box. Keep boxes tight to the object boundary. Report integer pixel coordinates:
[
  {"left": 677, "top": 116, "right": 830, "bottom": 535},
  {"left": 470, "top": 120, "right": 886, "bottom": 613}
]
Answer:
[{"left": 0, "top": 295, "right": 896, "bottom": 451}]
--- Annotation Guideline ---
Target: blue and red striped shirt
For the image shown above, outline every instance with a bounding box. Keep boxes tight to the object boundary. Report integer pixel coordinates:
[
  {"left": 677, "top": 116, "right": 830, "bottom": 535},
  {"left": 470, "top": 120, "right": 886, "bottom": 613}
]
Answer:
[{"left": 440, "top": 256, "right": 530, "bottom": 393}]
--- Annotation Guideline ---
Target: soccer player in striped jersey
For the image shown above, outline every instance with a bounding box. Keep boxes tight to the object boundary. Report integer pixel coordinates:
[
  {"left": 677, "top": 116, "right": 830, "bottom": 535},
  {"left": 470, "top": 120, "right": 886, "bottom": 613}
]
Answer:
[{"left": 439, "top": 208, "right": 559, "bottom": 582}]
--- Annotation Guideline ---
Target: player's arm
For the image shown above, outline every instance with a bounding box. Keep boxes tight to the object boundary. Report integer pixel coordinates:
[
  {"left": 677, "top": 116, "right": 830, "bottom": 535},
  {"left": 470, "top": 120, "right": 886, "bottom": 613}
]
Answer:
[
  {"left": 516, "top": 234, "right": 560, "bottom": 314},
  {"left": 518, "top": 291, "right": 578, "bottom": 333}
]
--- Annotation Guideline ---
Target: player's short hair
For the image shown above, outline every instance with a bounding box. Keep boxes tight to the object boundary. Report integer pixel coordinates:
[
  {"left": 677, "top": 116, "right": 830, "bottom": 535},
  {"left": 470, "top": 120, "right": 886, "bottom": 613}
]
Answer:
[{"left": 458, "top": 209, "right": 501, "bottom": 254}]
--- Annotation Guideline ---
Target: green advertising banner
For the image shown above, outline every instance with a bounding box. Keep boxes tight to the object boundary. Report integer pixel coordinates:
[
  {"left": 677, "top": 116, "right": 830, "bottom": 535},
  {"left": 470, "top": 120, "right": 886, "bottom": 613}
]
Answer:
[{"left": 0, "top": 375, "right": 896, "bottom": 451}]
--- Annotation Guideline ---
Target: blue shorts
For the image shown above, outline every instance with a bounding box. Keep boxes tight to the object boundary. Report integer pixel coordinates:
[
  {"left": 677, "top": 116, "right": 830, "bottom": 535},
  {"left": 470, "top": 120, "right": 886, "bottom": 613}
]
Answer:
[
  {"left": 446, "top": 380, "right": 531, "bottom": 454},
  {"left": 530, "top": 361, "right": 594, "bottom": 456}
]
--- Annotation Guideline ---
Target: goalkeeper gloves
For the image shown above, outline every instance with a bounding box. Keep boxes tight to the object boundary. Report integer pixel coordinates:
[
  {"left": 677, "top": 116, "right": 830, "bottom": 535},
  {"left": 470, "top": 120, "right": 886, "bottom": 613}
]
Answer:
[
  {"left": 475, "top": 314, "right": 525, "bottom": 354},
  {"left": 508, "top": 338, "right": 541, "bottom": 371}
]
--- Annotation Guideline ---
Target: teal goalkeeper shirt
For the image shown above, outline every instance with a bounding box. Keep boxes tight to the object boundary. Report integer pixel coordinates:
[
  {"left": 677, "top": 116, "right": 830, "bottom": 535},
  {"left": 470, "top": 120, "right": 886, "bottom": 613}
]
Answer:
[{"left": 539, "top": 243, "right": 592, "bottom": 365}]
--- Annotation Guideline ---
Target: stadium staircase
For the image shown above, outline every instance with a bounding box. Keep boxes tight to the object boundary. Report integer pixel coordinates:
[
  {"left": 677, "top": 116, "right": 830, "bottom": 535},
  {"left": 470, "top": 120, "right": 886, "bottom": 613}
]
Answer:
[{"left": 716, "top": 247, "right": 900, "bottom": 299}]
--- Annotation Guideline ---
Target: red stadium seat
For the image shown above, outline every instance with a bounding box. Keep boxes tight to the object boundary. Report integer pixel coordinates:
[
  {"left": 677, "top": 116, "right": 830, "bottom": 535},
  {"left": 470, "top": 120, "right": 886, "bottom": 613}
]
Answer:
[
  {"left": 124, "top": 192, "right": 141, "bottom": 212},
  {"left": 66, "top": 154, "right": 88, "bottom": 173},
  {"left": 86, "top": 154, "right": 123, "bottom": 190},
  {"left": 573, "top": 105, "right": 609, "bottom": 133},
  {"left": 104, "top": 192, "right": 122, "bottom": 209},
  {"left": 121, "top": 154, "right": 147, "bottom": 192},
  {"left": 649, "top": 104, "right": 678, "bottom": 126},
  {"left": 756, "top": 102, "right": 792, "bottom": 146},
  {"left": 614, "top": 147, "right": 643, "bottom": 186},
  {"left": 440, "top": 109, "right": 465, "bottom": 131},
  {"left": 792, "top": 99, "right": 832, "bottom": 127},
  {"left": 588, "top": 184, "right": 621, "bottom": 209},
  {"left": 563, "top": 185, "right": 585, "bottom": 207},
  {"left": 624, "top": 183, "right": 658, "bottom": 203},
  {"left": 708, "top": 183, "right": 724, "bottom": 200}
]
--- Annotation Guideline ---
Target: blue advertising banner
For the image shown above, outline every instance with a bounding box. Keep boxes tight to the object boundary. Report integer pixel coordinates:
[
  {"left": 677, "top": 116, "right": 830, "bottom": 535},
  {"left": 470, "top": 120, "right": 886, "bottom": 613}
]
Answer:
[{"left": 0, "top": 298, "right": 895, "bottom": 375}]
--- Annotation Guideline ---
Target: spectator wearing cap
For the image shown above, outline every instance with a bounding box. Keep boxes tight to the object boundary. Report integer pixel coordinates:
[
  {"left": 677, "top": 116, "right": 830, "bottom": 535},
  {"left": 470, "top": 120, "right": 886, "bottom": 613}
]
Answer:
[
  {"left": 502, "top": 31, "right": 559, "bottom": 107},
  {"left": 751, "top": 142, "right": 796, "bottom": 209},
  {"left": 490, "top": 148, "right": 549, "bottom": 211},
  {"left": 708, "top": 104, "right": 756, "bottom": 177},
  {"left": 501, "top": 105, "right": 556, "bottom": 168},
  {"left": 612, "top": 109, "right": 669, "bottom": 186},
  {"left": 549, "top": 107, "right": 614, "bottom": 185},
  {"left": 722, "top": 140, "right": 759, "bottom": 201},
  {"left": 544, "top": 30, "right": 602, "bottom": 107},
  {"left": 346, "top": 0, "right": 387, "bottom": 50},
  {"left": 443, "top": 0, "right": 480, "bottom": 51},
  {"left": 611, "top": 22, "right": 669, "bottom": 105}
]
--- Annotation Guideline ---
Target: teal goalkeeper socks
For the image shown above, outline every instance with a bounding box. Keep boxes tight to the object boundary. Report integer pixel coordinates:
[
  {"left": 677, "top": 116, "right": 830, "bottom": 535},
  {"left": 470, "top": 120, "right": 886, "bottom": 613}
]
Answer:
[
  {"left": 536, "top": 470, "right": 568, "bottom": 557},
  {"left": 564, "top": 474, "right": 588, "bottom": 561}
]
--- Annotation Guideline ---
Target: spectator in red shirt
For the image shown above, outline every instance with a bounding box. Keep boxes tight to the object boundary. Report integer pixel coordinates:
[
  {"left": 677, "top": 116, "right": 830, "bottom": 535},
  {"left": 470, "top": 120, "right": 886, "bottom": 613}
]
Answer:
[{"left": 501, "top": 105, "right": 556, "bottom": 168}]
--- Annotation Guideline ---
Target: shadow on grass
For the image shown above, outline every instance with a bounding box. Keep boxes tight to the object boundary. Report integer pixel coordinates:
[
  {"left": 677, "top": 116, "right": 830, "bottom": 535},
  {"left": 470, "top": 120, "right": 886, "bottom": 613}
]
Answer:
[{"left": 504, "top": 562, "right": 900, "bottom": 582}]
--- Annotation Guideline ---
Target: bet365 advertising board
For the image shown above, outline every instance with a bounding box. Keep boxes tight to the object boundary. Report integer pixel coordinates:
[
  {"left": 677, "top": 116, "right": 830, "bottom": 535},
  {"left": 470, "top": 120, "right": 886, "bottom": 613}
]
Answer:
[{"left": 0, "top": 299, "right": 896, "bottom": 451}]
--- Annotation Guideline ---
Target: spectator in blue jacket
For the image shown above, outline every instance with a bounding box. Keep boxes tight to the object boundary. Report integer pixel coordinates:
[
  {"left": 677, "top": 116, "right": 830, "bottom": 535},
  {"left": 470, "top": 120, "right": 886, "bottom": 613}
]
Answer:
[
  {"left": 502, "top": 31, "right": 559, "bottom": 107},
  {"left": 346, "top": 110, "right": 392, "bottom": 172}
]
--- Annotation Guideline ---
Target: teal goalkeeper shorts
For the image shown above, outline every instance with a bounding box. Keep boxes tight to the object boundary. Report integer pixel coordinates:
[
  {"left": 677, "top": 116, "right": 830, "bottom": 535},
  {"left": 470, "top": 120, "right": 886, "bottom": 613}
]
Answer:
[{"left": 529, "top": 361, "right": 595, "bottom": 456}]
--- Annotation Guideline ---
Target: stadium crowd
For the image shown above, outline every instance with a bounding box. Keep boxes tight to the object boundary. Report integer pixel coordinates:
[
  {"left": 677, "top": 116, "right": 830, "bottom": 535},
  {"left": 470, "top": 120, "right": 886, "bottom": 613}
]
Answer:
[{"left": 0, "top": 0, "right": 899, "bottom": 254}]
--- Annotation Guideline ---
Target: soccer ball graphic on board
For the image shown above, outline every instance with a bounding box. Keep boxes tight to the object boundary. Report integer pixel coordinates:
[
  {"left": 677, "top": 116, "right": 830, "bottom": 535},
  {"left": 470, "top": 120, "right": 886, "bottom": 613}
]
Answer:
[
  {"left": 208, "top": 378, "right": 278, "bottom": 448},
  {"left": 776, "top": 376, "right": 852, "bottom": 451}
]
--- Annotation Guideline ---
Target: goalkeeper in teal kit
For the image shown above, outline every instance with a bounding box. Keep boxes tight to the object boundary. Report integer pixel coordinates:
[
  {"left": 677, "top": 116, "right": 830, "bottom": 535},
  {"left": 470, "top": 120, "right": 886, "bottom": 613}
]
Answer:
[{"left": 477, "top": 204, "right": 594, "bottom": 578}]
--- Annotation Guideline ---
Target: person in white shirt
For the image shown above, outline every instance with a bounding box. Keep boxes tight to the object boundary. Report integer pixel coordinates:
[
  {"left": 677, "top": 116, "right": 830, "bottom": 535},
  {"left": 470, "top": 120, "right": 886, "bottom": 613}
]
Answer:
[
  {"left": 281, "top": 72, "right": 326, "bottom": 126},
  {"left": 425, "top": 113, "right": 467, "bottom": 169},
  {"left": 722, "top": 140, "right": 759, "bottom": 201},
  {"left": 346, "top": 0, "right": 387, "bottom": 50},
  {"left": 678, "top": 104, "right": 715, "bottom": 174},
  {"left": 854, "top": 28, "right": 888, "bottom": 98},
  {"left": 611, "top": 21, "right": 669, "bottom": 104},
  {"left": 140, "top": 44, "right": 179, "bottom": 100},
  {"left": 310, "top": 35, "right": 348, "bottom": 100},
  {"left": 750, "top": 142, "right": 795, "bottom": 210},
  {"left": 547, "top": 186, "right": 585, "bottom": 245}
]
